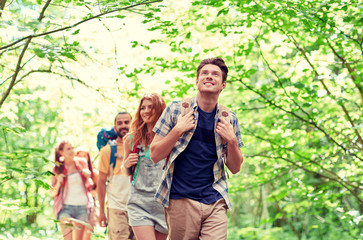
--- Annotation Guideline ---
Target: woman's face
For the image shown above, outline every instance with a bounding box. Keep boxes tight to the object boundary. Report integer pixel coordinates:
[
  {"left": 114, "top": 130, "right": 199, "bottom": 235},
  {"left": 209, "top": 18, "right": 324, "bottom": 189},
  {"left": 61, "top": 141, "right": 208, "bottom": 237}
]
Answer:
[
  {"left": 140, "top": 99, "right": 154, "bottom": 124},
  {"left": 60, "top": 143, "right": 75, "bottom": 160},
  {"left": 76, "top": 151, "right": 88, "bottom": 160}
]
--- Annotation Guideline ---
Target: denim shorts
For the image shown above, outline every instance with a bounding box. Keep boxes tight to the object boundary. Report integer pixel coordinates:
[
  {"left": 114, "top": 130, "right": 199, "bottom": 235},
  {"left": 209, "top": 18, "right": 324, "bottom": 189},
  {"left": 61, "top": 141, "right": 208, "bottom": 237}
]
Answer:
[
  {"left": 58, "top": 204, "right": 89, "bottom": 222},
  {"left": 127, "top": 155, "right": 167, "bottom": 234}
]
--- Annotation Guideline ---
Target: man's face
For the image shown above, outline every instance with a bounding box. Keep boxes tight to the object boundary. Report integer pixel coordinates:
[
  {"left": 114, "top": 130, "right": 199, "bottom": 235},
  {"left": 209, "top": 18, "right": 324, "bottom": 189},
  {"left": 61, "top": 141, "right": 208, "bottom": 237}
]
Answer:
[
  {"left": 114, "top": 113, "right": 131, "bottom": 138},
  {"left": 196, "top": 64, "right": 226, "bottom": 94}
]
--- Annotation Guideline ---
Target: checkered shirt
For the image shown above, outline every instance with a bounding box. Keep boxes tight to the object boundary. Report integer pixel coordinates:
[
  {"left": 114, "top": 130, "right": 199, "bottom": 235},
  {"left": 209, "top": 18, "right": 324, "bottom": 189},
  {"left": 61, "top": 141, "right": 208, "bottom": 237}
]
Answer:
[{"left": 153, "top": 96, "right": 244, "bottom": 209}]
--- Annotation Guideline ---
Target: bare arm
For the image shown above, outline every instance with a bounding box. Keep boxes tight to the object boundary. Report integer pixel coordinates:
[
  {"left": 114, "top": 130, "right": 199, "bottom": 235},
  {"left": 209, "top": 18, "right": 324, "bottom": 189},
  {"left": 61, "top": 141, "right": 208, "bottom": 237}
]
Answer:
[
  {"left": 92, "top": 169, "right": 99, "bottom": 187},
  {"left": 76, "top": 157, "right": 92, "bottom": 178},
  {"left": 97, "top": 172, "right": 108, "bottom": 227},
  {"left": 225, "top": 138, "right": 244, "bottom": 174},
  {"left": 216, "top": 117, "right": 244, "bottom": 174},
  {"left": 49, "top": 174, "right": 65, "bottom": 197},
  {"left": 81, "top": 168, "right": 91, "bottom": 179},
  {"left": 122, "top": 137, "right": 139, "bottom": 176},
  {"left": 150, "top": 111, "right": 195, "bottom": 163}
]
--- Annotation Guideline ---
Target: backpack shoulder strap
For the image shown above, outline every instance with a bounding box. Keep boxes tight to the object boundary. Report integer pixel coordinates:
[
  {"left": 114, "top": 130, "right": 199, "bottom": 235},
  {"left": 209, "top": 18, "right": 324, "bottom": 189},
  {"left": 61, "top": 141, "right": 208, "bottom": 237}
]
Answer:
[
  {"left": 180, "top": 98, "right": 231, "bottom": 123},
  {"left": 109, "top": 140, "right": 117, "bottom": 169},
  {"left": 163, "top": 98, "right": 192, "bottom": 170},
  {"left": 218, "top": 104, "right": 231, "bottom": 124},
  {"left": 180, "top": 98, "right": 192, "bottom": 116}
]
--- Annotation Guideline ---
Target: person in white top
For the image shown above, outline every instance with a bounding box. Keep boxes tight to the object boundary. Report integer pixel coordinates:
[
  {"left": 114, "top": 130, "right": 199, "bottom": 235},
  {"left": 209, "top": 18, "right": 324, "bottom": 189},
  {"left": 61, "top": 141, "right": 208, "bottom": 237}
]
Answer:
[{"left": 50, "top": 141, "right": 94, "bottom": 240}]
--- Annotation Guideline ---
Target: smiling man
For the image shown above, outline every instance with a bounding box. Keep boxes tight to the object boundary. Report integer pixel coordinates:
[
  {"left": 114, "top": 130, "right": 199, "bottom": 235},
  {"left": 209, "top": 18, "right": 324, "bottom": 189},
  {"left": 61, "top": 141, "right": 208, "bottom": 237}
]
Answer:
[
  {"left": 150, "top": 57, "right": 244, "bottom": 239},
  {"left": 98, "top": 112, "right": 135, "bottom": 239}
]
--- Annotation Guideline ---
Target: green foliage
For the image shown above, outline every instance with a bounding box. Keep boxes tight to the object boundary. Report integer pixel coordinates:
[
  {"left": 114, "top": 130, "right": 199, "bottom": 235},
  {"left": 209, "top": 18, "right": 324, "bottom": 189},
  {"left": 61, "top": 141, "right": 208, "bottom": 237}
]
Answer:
[
  {"left": 1, "top": 0, "right": 362, "bottom": 239},
  {"left": 0, "top": 89, "right": 62, "bottom": 238},
  {"left": 135, "top": 0, "right": 362, "bottom": 239}
]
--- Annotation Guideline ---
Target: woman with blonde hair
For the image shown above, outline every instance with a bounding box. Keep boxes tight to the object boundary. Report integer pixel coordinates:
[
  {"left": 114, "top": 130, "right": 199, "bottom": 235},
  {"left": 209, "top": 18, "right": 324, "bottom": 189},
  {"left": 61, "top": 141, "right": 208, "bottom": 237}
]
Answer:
[{"left": 122, "top": 93, "right": 167, "bottom": 240}]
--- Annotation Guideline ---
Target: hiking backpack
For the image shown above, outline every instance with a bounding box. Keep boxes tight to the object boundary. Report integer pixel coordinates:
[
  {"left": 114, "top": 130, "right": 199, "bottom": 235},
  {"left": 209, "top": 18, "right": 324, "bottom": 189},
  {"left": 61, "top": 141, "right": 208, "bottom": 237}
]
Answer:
[{"left": 96, "top": 127, "right": 118, "bottom": 169}]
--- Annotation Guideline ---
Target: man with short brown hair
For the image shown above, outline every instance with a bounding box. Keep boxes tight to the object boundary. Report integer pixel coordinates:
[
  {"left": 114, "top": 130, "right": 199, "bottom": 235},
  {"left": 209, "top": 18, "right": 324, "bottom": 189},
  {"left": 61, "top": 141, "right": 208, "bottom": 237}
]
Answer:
[
  {"left": 98, "top": 112, "right": 135, "bottom": 239},
  {"left": 151, "top": 57, "right": 244, "bottom": 239}
]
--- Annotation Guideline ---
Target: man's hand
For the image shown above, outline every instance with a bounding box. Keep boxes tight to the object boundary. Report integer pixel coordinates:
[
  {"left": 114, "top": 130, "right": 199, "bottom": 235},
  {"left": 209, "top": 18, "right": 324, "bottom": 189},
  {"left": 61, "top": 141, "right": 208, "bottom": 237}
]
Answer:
[
  {"left": 98, "top": 211, "right": 107, "bottom": 227},
  {"left": 216, "top": 117, "right": 235, "bottom": 144},
  {"left": 175, "top": 111, "right": 195, "bottom": 133}
]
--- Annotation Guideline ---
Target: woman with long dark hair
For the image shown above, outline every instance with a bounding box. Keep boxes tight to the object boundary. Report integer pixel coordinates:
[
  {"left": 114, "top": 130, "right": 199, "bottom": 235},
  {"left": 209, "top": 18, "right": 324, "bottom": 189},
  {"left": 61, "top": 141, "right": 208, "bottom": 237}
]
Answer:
[
  {"left": 122, "top": 93, "right": 167, "bottom": 240},
  {"left": 76, "top": 147, "right": 99, "bottom": 239},
  {"left": 50, "top": 141, "right": 94, "bottom": 240}
]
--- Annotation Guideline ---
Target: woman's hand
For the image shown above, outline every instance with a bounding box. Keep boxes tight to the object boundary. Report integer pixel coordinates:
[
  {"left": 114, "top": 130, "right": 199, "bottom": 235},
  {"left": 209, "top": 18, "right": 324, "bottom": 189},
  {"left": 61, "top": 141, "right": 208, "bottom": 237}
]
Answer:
[
  {"left": 50, "top": 174, "right": 65, "bottom": 197},
  {"left": 123, "top": 153, "right": 139, "bottom": 169},
  {"left": 81, "top": 168, "right": 91, "bottom": 178},
  {"left": 56, "top": 173, "right": 65, "bottom": 185}
]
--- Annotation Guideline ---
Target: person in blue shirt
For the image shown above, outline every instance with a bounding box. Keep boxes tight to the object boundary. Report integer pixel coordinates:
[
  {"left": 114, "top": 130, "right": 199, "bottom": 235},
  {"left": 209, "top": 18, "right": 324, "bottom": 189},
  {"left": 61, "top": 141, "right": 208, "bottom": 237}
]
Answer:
[{"left": 150, "top": 57, "right": 244, "bottom": 240}]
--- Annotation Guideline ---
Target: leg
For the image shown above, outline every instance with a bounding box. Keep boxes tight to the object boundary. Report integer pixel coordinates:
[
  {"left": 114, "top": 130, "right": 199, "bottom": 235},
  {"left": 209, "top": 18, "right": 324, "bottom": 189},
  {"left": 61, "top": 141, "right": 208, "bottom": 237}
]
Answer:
[
  {"left": 155, "top": 230, "right": 168, "bottom": 240},
  {"left": 132, "top": 225, "right": 156, "bottom": 240},
  {"left": 82, "top": 228, "right": 92, "bottom": 240},
  {"left": 58, "top": 205, "right": 73, "bottom": 240},
  {"left": 59, "top": 221, "right": 73, "bottom": 240},
  {"left": 165, "top": 199, "right": 202, "bottom": 240},
  {"left": 82, "top": 208, "right": 93, "bottom": 240},
  {"left": 199, "top": 199, "right": 228, "bottom": 240},
  {"left": 72, "top": 222, "right": 85, "bottom": 240},
  {"left": 72, "top": 205, "right": 92, "bottom": 240},
  {"left": 107, "top": 208, "right": 132, "bottom": 240}
]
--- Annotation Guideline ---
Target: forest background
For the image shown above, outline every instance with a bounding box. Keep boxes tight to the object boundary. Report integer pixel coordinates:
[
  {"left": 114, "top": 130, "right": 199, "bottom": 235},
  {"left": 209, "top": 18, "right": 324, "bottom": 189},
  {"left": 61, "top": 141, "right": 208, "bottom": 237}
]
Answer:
[{"left": 0, "top": 0, "right": 362, "bottom": 239}]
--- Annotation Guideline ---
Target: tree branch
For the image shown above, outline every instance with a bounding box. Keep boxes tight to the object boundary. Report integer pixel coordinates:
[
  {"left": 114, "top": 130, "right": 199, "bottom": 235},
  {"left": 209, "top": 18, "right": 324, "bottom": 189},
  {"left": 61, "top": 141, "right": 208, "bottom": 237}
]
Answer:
[
  {"left": 236, "top": 77, "right": 363, "bottom": 162},
  {"left": 0, "top": 0, "right": 162, "bottom": 51},
  {"left": 0, "top": 0, "right": 6, "bottom": 17},
  {"left": 256, "top": 16, "right": 362, "bottom": 147},
  {"left": 254, "top": 36, "right": 316, "bottom": 122},
  {"left": 288, "top": 36, "right": 363, "bottom": 146},
  {"left": 257, "top": 153, "right": 363, "bottom": 205},
  {"left": 37, "top": 0, "right": 52, "bottom": 21},
  {"left": 250, "top": 131, "right": 361, "bottom": 190},
  {"left": 0, "top": 37, "right": 32, "bottom": 108},
  {"left": 326, "top": 39, "right": 363, "bottom": 105}
]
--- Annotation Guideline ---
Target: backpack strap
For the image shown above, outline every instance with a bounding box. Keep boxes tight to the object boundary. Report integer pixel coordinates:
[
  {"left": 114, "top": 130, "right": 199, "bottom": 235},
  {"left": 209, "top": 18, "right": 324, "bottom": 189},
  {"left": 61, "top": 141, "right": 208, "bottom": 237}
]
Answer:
[
  {"left": 180, "top": 97, "right": 192, "bottom": 116},
  {"left": 218, "top": 104, "right": 231, "bottom": 146},
  {"left": 218, "top": 104, "right": 231, "bottom": 124},
  {"left": 130, "top": 141, "right": 141, "bottom": 183},
  {"left": 162, "top": 98, "right": 192, "bottom": 170},
  {"left": 217, "top": 104, "right": 232, "bottom": 178},
  {"left": 109, "top": 140, "right": 117, "bottom": 169},
  {"left": 162, "top": 99, "right": 232, "bottom": 171}
]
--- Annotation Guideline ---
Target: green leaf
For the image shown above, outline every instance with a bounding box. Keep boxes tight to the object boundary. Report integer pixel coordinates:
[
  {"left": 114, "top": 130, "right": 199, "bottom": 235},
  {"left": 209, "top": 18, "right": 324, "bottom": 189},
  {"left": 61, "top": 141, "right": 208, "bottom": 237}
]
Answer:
[
  {"left": 33, "top": 48, "right": 46, "bottom": 58},
  {"left": 294, "top": 82, "right": 305, "bottom": 89},
  {"left": 72, "top": 29, "right": 80, "bottom": 35}
]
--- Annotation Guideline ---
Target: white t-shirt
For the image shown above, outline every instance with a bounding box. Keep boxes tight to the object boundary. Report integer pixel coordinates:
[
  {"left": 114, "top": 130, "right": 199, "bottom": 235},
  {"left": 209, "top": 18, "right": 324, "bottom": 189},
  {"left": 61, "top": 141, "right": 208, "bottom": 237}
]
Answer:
[{"left": 64, "top": 172, "right": 88, "bottom": 205}]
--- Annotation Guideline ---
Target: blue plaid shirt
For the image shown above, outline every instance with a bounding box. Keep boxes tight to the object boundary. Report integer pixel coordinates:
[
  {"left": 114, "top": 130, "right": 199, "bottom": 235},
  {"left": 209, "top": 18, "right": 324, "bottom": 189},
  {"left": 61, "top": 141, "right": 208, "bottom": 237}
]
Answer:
[{"left": 153, "top": 96, "right": 244, "bottom": 209}]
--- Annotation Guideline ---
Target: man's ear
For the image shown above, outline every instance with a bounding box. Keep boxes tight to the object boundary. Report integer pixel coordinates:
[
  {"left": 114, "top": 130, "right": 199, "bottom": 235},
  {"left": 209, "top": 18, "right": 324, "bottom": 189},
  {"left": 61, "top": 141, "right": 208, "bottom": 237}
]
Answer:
[{"left": 221, "top": 81, "right": 227, "bottom": 92}]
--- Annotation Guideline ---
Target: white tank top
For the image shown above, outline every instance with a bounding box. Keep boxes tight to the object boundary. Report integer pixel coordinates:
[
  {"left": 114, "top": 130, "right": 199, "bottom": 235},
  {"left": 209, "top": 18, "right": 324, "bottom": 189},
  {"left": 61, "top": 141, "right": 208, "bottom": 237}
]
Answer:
[{"left": 64, "top": 172, "right": 88, "bottom": 205}]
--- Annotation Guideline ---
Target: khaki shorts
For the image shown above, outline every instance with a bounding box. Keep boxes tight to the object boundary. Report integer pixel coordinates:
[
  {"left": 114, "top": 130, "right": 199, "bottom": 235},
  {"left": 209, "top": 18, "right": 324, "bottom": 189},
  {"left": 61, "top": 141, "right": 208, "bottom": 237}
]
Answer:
[
  {"left": 107, "top": 208, "right": 135, "bottom": 240},
  {"left": 165, "top": 198, "right": 228, "bottom": 240}
]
